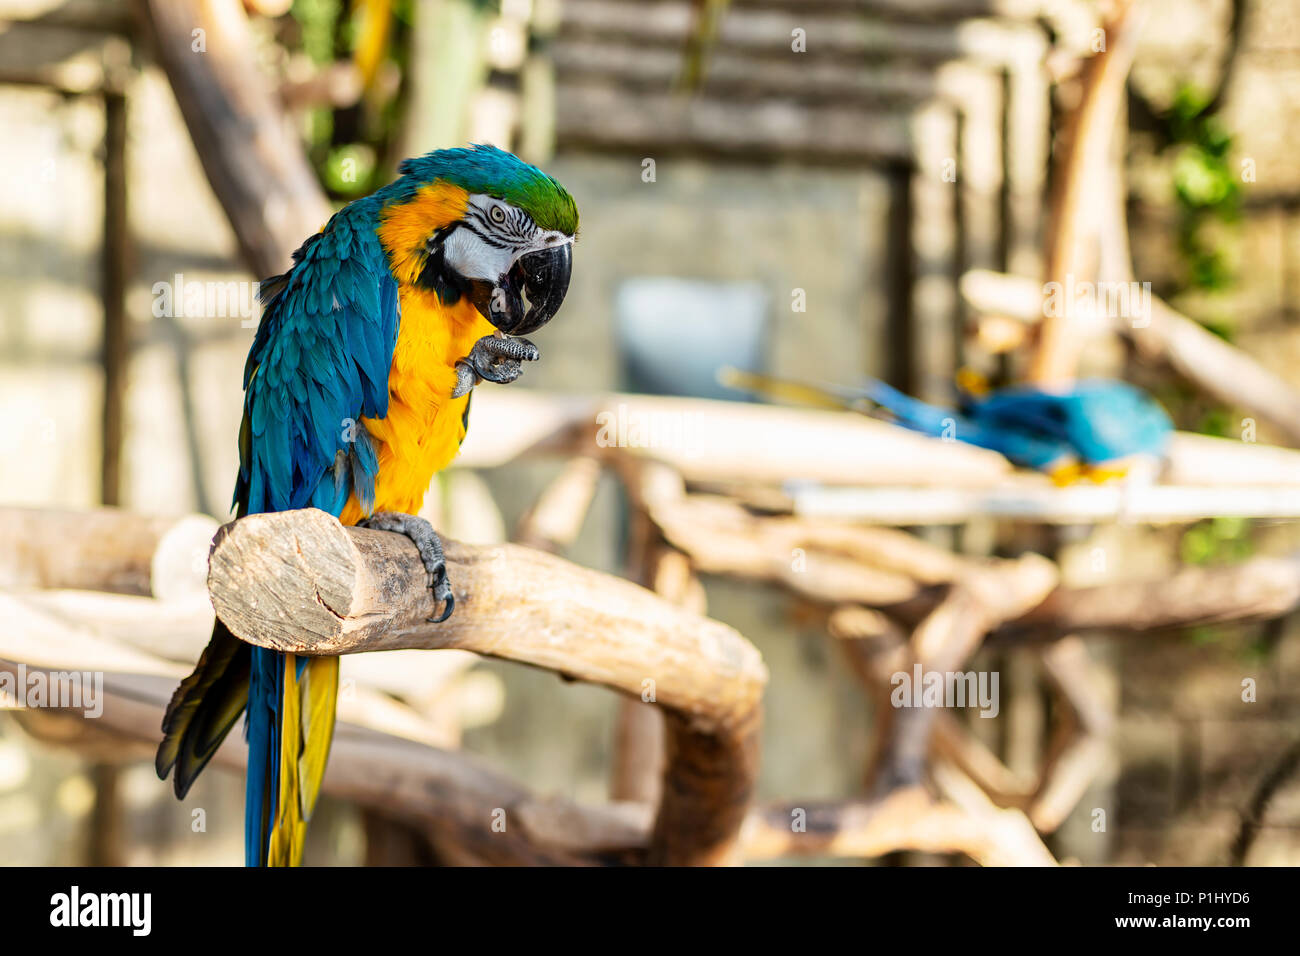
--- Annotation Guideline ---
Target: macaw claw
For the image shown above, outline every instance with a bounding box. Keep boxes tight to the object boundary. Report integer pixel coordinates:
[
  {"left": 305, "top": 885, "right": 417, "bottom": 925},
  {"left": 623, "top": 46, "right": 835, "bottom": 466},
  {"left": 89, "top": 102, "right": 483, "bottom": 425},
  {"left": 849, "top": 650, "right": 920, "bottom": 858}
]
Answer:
[
  {"left": 357, "top": 510, "right": 455, "bottom": 622},
  {"left": 452, "top": 334, "right": 540, "bottom": 398}
]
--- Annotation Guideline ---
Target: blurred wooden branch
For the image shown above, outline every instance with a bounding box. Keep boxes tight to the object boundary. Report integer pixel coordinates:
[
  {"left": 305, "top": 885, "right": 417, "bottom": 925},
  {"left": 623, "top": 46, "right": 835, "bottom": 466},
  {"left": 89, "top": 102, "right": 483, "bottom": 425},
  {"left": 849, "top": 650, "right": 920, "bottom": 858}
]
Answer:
[
  {"left": 792, "top": 482, "right": 1300, "bottom": 524},
  {"left": 1031, "top": 0, "right": 1142, "bottom": 384},
  {"left": 627, "top": 458, "right": 1300, "bottom": 832},
  {"left": 615, "top": 471, "right": 1300, "bottom": 636},
  {"left": 1130, "top": 297, "right": 1300, "bottom": 447},
  {"left": 0, "top": 507, "right": 216, "bottom": 598},
  {"left": 132, "top": 0, "right": 331, "bottom": 277},
  {"left": 996, "top": 552, "right": 1300, "bottom": 640},
  {"left": 745, "top": 785, "right": 1055, "bottom": 866},
  {"left": 11, "top": 664, "right": 1053, "bottom": 865},
  {"left": 824, "top": 550, "right": 1056, "bottom": 797},
  {"left": 460, "top": 390, "right": 1300, "bottom": 502},
  {"left": 513, "top": 456, "right": 603, "bottom": 552},
  {"left": 458, "top": 390, "right": 1014, "bottom": 485},
  {"left": 1029, "top": 638, "right": 1113, "bottom": 832}
]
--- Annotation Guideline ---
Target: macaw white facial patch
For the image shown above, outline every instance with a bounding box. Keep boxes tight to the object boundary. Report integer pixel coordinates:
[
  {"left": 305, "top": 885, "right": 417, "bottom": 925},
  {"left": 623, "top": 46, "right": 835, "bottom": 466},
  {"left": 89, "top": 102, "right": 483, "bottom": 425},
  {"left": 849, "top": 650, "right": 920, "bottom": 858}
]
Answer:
[{"left": 442, "top": 194, "right": 571, "bottom": 281}]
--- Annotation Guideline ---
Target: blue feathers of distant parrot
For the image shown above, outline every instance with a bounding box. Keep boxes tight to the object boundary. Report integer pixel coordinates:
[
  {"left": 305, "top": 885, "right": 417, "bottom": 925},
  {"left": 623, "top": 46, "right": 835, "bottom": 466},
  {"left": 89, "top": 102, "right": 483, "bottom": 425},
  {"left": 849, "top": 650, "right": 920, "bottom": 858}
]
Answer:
[
  {"left": 859, "top": 377, "right": 1173, "bottom": 476},
  {"left": 721, "top": 368, "right": 1173, "bottom": 481}
]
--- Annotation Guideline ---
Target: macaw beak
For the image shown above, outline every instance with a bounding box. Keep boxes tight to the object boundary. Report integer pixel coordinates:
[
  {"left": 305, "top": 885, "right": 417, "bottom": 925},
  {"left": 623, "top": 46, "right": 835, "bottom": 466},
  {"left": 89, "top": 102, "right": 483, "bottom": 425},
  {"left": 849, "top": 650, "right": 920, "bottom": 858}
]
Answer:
[{"left": 467, "top": 242, "right": 572, "bottom": 336}]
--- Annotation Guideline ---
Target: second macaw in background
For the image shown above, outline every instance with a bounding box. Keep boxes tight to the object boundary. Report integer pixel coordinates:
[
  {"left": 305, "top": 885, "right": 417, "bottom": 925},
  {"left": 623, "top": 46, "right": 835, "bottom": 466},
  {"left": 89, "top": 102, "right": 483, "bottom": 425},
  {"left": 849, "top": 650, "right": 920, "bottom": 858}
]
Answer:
[
  {"left": 721, "top": 368, "right": 1173, "bottom": 485},
  {"left": 155, "top": 145, "right": 578, "bottom": 865}
]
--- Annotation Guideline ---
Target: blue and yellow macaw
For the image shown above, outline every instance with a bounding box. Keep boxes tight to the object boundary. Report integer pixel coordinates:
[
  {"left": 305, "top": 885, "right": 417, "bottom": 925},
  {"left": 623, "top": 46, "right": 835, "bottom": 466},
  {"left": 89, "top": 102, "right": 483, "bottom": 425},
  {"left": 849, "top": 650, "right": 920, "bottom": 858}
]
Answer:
[
  {"left": 721, "top": 369, "right": 1173, "bottom": 484},
  {"left": 156, "top": 145, "right": 578, "bottom": 866}
]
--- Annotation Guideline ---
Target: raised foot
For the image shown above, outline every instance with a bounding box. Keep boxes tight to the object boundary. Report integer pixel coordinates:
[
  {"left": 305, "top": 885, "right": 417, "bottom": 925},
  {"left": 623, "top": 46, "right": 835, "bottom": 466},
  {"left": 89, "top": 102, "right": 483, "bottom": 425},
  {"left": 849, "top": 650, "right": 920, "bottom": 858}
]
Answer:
[
  {"left": 357, "top": 511, "right": 454, "bottom": 622},
  {"left": 452, "top": 333, "right": 540, "bottom": 398}
]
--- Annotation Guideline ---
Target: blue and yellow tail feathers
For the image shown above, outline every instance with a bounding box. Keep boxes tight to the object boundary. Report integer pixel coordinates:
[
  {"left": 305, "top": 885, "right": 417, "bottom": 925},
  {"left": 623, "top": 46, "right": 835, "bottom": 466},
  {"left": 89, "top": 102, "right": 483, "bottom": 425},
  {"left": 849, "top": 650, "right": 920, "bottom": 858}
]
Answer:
[
  {"left": 244, "top": 648, "right": 338, "bottom": 866},
  {"left": 270, "top": 653, "right": 338, "bottom": 866},
  {"left": 160, "top": 624, "right": 338, "bottom": 866}
]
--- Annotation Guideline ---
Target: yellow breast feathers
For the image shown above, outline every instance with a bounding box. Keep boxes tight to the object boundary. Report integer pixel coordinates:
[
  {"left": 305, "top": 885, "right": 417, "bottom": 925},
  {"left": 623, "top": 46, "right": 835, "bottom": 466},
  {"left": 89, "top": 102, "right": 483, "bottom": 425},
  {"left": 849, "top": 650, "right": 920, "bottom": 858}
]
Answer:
[{"left": 338, "top": 182, "right": 494, "bottom": 525}]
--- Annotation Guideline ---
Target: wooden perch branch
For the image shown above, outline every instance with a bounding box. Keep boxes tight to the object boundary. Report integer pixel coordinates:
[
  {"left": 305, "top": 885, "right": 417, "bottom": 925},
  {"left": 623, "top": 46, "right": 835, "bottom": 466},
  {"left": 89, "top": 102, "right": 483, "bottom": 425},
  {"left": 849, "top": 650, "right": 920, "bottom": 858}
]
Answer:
[
  {"left": 463, "top": 390, "right": 1300, "bottom": 510},
  {"left": 458, "top": 391, "right": 1014, "bottom": 487},
  {"left": 1131, "top": 298, "right": 1300, "bottom": 447},
  {"left": 207, "top": 508, "right": 767, "bottom": 865}
]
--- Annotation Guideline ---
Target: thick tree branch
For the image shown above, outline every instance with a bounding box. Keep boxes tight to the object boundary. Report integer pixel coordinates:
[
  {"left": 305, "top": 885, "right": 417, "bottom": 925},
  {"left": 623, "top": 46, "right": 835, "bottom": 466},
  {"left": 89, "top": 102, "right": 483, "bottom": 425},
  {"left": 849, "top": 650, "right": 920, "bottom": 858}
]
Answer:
[{"left": 206, "top": 508, "right": 767, "bottom": 865}]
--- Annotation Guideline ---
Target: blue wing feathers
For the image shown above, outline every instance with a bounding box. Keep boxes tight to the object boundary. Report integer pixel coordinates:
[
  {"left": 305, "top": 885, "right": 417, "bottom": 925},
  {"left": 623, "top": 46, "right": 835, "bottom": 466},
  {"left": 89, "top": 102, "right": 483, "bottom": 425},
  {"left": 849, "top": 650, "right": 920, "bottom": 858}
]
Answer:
[
  {"left": 235, "top": 197, "right": 397, "bottom": 519},
  {"left": 236, "top": 196, "right": 399, "bottom": 864}
]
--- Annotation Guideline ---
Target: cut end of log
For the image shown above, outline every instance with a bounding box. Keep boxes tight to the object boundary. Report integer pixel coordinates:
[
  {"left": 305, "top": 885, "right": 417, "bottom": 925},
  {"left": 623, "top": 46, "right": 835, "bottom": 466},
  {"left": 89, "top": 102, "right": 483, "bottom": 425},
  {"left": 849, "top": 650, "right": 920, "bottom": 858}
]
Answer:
[{"left": 208, "top": 508, "right": 368, "bottom": 652}]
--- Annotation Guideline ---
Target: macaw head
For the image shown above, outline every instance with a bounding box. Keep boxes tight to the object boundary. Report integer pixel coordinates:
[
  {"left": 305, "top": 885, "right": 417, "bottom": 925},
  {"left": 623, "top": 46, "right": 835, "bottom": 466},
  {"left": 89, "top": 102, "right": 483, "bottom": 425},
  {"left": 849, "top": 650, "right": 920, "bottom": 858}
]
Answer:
[{"left": 377, "top": 144, "right": 578, "bottom": 335}]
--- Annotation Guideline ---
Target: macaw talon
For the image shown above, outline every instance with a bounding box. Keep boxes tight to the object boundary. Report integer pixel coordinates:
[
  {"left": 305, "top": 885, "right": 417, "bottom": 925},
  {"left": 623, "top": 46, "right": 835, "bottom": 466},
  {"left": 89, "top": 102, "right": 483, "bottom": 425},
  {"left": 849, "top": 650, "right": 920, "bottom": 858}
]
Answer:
[
  {"left": 451, "top": 333, "right": 541, "bottom": 397},
  {"left": 356, "top": 510, "right": 455, "bottom": 622},
  {"left": 451, "top": 361, "right": 477, "bottom": 399}
]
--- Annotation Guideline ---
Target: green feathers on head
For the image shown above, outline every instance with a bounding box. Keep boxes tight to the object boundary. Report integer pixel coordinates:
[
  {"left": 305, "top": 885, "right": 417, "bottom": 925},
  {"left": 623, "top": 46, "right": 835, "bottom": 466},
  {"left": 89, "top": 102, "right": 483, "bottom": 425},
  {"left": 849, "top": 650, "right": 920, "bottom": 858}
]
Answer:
[{"left": 386, "top": 144, "right": 579, "bottom": 236}]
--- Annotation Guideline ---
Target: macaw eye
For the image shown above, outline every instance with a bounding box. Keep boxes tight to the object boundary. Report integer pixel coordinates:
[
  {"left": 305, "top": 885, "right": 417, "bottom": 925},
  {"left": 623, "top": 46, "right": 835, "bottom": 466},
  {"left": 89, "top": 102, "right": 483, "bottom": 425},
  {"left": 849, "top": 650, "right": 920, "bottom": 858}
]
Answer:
[{"left": 489, "top": 205, "right": 506, "bottom": 224}]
